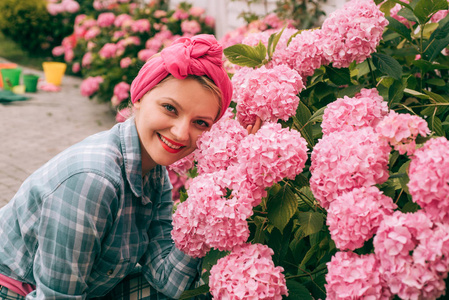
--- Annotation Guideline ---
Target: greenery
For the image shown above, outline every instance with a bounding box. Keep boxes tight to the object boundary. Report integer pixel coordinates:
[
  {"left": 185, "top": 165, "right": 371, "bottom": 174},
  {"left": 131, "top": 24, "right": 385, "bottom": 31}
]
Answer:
[{"left": 0, "top": 32, "right": 46, "bottom": 70}]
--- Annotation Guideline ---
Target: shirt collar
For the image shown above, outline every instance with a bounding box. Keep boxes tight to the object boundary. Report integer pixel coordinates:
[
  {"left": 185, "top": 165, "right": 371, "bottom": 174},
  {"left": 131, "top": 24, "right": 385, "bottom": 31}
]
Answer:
[{"left": 119, "top": 117, "right": 164, "bottom": 202}]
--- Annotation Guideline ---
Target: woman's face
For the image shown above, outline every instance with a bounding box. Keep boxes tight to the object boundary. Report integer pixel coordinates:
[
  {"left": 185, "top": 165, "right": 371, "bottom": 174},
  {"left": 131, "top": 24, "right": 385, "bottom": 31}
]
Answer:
[{"left": 134, "top": 76, "right": 219, "bottom": 174}]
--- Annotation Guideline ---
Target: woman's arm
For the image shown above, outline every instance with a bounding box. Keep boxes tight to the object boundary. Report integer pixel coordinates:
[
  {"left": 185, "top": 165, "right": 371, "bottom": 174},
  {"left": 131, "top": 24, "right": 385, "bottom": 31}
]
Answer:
[
  {"left": 26, "top": 172, "right": 118, "bottom": 300},
  {"left": 140, "top": 170, "right": 200, "bottom": 299}
]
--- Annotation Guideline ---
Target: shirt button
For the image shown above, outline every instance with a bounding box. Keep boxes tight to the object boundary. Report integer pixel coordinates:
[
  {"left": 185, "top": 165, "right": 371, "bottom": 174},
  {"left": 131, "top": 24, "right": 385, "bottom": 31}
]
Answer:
[{"left": 107, "top": 270, "right": 114, "bottom": 276}]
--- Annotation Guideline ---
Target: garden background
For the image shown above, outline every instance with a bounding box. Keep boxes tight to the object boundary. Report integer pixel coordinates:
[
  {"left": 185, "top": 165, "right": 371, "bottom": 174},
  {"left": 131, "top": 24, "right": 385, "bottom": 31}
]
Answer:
[{"left": 1, "top": 0, "right": 449, "bottom": 299}]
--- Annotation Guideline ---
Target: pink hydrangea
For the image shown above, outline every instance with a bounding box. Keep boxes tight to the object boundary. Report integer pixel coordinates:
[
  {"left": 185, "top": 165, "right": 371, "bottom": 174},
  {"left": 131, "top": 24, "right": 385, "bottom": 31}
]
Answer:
[
  {"left": 375, "top": 111, "right": 430, "bottom": 155},
  {"left": 325, "top": 251, "right": 392, "bottom": 300},
  {"left": 84, "top": 27, "right": 101, "bottom": 40},
  {"left": 172, "top": 173, "right": 253, "bottom": 257},
  {"left": 383, "top": 0, "right": 412, "bottom": 27},
  {"left": 320, "top": 0, "right": 388, "bottom": 68},
  {"left": 373, "top": 211, "right": 449, "bottom": 300},
  {"left": 72, "top": 62, "right": 80, "bottom": 73},
  {"left": 97, "top": 12, "right": 115, "bottom": 27},
  {"left": 310, "top": 127, "right": 390, "bottom": 209},
  {"left": 181, "top": 20, "right": 202, "bottom": 35},
  {"left": 114, "top": 14, "right": 133, "bottom": 28},
  {"left": 209, "top": 243, "right": 288, "bottom": 300},
  {"left": 236, "top": 123, "right": 308, "bottom": 191},
  {"left": 432, "top": 9, "right": 449, "bottom": 23},
  {"left": 52, "top": 46, "right": 65, "bottom": 57},
  {"left": 322, "top": 88, "right": 389, "bottom": 135},
  {"left": 233, "top": 65, "right": 304, "bottom": 128},
  {"left": 113, "top": 82, "right": 130, "bottom": 102},
  {"left": 168, "top": 152, "right": 195, "bottom": 176},
  {"left": 120, "top": 57, "right": 132, "bottom": 68},
  {"left": 284, "top": 29, "right": 326, "bottom": 79},
  {"left": 99, "top": 43, "right": 118, "bottom": 59},
  {"left": 61, "top": 0, "right": 80, "bottom": 13},
  {"left": 195, "top": 117, "right": 248, "bottom": 174},
  {"left": 189, "top": 6, "right": 205, "bottom": 17},
  {"left": 80, "top": 76, "right": 104, "bottom": 97},
  {"left": 131, "top": 19, "right": 151, "bottom": 33},
  {"left": 327, "top": 186, "right": 397, "bottom": 251},
  {"left": 138, "top": 49, "right": 157, "bottom": 62},
  {"left": 82, "top": 52, "right": 93, "bottom": 67},
  {"left": 408, "top": 137, "right": 449, "bottom": 223}
]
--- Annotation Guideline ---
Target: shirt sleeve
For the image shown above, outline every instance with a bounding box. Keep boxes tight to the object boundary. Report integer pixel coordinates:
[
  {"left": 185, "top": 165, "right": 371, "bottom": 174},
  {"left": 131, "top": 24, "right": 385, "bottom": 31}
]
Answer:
[
  {"left": 141, "top": 171, "right": 201, "bottom": 299},
  {"left": 25, "top": 172, "right": 118, "bottom": 300}
]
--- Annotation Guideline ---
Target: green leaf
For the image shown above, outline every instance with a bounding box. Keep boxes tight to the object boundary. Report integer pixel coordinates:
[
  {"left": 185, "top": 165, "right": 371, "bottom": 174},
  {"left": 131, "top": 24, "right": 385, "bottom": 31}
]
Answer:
[
  {"left": 371, "top": 53, "right": 403, "bottom": 80},
  {"left": 308, "top": 106, "right": 326, "bottom": 124},
  {"left": 426, "top": 78, "right": 447, "bottom": 86},
  {"left": 268, "top": 221, "right": 293, "bottom": 265},
  {"left": 200, "top": 249, "right": 229, "bottom": 284},
  {"left": 390, "top": 0, "right": 414, "bottom": 10},
  {"left": 429, "top": 114, "right": 446, "bottom": 136},
  {"left": 336, "top": 85, "right": 363, "bottom": 98},
  {"left": 179, "top": 285, "right": 210, "bottom": 300},
  {"left": 325, "top": 65, "right": 351, "bottom": 86},
  {"left": 388, "top": 80, "right": 405, "bottom": 108},
  {"left": 398, "top": 161, "right": 411, "bottom": 195},
  {"left": 267, "top": 185, "right": 298, "bottom": 232},
  {"left": 401, "top": 201, "right": 420, "bottom": 213},
  {"left": 286, "top": 280, "right": 313, "bottom": 300},
  {"left": 267, "top": 26, "right": 285, "bottom": 59},
  {"left": 299, "top": 242, "right": 319, "bottom": 269},
  {"left": 397, "top": 7, "right": 419, "bottom": 23},
  {"left": 424, "top": 14, "right": 449, "bottom": 61},
  {"left": 223, "top": 42, "right": 267, "bottom": 67},
  {"left": 404, "top": 88, "right": 430, "bottom": 99},
  {"left": 414, "top": 0, "right": 448, "bottom": 24},
  {"left": 297, "top": 211, "right": 324, "bottom": 237},
  {"left": 294, "top": 101, "right": 314, "bottom": 147},
  {"left": 423, "top": 90, "right": 449, "bottom": 103},
  {"left": 252, "top": 216, "right": 267, "bottom": 244},
  {"left": 386, "top": 16, "right": 412, "bottom": 41}
]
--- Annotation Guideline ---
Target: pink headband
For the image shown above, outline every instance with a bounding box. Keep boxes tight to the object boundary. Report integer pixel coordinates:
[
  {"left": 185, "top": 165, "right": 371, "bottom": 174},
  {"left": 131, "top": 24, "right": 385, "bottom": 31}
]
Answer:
[{"left": 130, "top": 34, "right": 232, "bottom": 120}]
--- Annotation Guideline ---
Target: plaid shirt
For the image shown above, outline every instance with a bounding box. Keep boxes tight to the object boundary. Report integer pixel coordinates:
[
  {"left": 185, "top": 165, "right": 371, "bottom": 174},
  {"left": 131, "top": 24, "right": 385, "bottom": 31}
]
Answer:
[{"left": 0, "top": 118, "right": 200, "bottom": 299}]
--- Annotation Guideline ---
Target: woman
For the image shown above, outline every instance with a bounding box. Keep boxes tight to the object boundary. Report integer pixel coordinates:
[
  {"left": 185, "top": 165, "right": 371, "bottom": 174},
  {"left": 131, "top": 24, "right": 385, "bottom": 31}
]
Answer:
[{"left": 0, "top": 34, "right": 260, "bottom": 300}]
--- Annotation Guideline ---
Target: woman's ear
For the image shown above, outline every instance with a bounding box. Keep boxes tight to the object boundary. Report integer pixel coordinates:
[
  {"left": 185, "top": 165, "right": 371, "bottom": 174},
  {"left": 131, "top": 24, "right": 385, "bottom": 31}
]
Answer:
[{"left": 133, "top": 99, "right": 141, "bottom": 109}]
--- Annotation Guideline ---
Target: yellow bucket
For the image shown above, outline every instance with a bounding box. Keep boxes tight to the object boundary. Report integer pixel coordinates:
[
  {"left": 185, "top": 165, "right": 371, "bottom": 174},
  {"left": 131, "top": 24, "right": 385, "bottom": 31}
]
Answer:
[{"left": 42, "top": 62, "right": 67, "bottom": 86}]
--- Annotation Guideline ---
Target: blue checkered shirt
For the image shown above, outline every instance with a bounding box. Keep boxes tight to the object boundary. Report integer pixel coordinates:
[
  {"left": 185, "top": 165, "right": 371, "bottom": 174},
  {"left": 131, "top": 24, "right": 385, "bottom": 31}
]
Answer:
[{"left": 0, "top": 118, "right": 200, "bottom": 299}]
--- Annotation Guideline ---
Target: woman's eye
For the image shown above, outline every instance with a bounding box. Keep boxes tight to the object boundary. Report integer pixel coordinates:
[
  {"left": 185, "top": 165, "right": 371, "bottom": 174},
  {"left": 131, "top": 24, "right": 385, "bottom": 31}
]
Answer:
[
  {"left": 195, "top": 120, "right": 210, "bottom": 128},
  {"left": 163, "top": 104, "right": 176, "bottom": 113}
]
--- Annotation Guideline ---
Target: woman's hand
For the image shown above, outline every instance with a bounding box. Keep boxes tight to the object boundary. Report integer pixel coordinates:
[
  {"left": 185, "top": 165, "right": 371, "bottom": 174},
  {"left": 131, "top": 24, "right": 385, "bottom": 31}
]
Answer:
[{"left": 246, "top": 117, "right": 263, "bottom": 135}]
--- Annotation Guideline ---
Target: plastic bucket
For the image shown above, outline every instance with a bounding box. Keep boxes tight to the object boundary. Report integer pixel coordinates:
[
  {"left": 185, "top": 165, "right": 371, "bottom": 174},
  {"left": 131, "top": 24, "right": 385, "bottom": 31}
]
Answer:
[
  {"left": 23, "top": 74, "right": 39, "bottom": 93},
  {"left": 42, "top": 62, "right": 66, "bottom": 86},
  {"left": 1, "top": 68, "right": 22, "bottom": 90},
  {"left": 0, "top": 63, "right": 18, "bottom": 88}
]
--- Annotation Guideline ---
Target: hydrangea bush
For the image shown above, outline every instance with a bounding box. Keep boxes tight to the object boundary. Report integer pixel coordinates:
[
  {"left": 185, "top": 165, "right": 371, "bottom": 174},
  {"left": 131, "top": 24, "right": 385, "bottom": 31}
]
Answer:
[{"left": 171, "top": 0, "right": 449, "bottom": 299}]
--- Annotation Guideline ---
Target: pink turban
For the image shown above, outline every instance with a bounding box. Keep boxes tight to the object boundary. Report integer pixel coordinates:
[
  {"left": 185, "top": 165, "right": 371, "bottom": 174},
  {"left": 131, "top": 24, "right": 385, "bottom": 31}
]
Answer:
[{"left": 130, "top": 34, "right": 232, "bottom": 120}]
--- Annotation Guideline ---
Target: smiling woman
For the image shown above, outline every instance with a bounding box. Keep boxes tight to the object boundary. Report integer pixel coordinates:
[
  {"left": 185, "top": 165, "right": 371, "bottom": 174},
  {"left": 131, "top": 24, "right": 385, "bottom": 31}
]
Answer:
[{"left": 0, "top": 34, "right": 240, "bottom": 300}]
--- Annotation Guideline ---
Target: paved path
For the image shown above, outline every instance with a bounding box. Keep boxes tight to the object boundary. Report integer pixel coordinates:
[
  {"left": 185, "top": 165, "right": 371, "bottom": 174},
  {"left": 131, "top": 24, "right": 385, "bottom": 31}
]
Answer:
[{"left": 0, "top": 60, "right": 117, "bottom": 206}]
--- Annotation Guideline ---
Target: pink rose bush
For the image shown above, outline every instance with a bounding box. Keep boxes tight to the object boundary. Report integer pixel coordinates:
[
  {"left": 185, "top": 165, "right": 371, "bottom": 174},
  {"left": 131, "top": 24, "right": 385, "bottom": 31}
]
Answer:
[
  {"left": 209, "top": 243, "right": 288, "bottom": 300},
  {"left": 325, "top": 251, "right": 392, "bottom": 300},
  {"left": 80, "top": 76, "right": 104, "bottom": 97}
]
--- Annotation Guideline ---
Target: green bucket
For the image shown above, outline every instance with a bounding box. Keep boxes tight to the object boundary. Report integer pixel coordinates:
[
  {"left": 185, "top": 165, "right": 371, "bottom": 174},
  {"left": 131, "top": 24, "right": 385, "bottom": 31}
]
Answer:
[
  {"left": 23, "top": 74, "right": 39, "bottom": 93},
  {"left": 1, "top": 68, "right": 22, "bottom": 90}
]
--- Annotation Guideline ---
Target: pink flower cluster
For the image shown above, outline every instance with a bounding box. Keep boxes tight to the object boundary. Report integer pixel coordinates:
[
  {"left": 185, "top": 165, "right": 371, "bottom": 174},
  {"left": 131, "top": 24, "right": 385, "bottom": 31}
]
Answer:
[
  {"left": 111, "top": 82, "right": 130, "bottom": 106},
  {"left": 233, "top": 65, "right": 304, "bottom": 128},
  {"left": 375, "top": 111, "right": 430, "bottom": 155},
  {"left": 168, "top": 152, "right": 195, "bottom": 176},
  {"left": 325, "top": 251, "right": 391, "bottom": 300},
  {"left": 310, "top": 127, "right": 390, "bottom": 209},
  {"left": 46, "top": 0, "right": 80, "bottom": 15},
  {"left": 80, "top": 76, "right": 104, "bottom": 97},
  {"left": 172, "top": 173, "right": 253, "bottom": 257},
  {"left": 320, "top": 0, "right": 388, "bottom": 68},
  {"left": 195, "top": 117, "right": 248, "bottom": 174},
  {"left": 373, "top": 211, "right": 449, "bottom": 300},
  {"left": 172, "top": 122, "right": 309, "bottom": 254},
  {"left": 327, "top": 186, "right": 397, "bottom": 251},
  {"left": 408, "top": 137, "right": 449, "bottom": 223},
  {"left": 236, "top": 122, "right": 308, "bottom": 193},
  {"left": 321, "top": 88, "right": 389, "bottom": 135},
  {"left": 209, "top": 243, "right": 288, "bottom": 300}
]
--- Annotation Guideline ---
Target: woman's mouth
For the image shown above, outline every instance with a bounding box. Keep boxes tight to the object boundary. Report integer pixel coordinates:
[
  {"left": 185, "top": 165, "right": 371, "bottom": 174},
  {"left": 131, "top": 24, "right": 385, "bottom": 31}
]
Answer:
[{"left": 157, "top": 133, "right": 186, "bottom": 153}]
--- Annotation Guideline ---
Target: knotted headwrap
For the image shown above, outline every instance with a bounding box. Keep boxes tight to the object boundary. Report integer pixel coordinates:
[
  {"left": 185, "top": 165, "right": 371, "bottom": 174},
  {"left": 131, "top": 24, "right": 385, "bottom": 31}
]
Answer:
[{"left": 130, "top": 34, "right": 232, "bottom": 121}]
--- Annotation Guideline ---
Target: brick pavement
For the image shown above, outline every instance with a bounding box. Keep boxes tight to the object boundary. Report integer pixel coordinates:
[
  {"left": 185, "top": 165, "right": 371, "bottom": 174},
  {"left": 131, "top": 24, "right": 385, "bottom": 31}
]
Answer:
[{"left": 0, "top": 61, "right": 116, "bottom": 206}]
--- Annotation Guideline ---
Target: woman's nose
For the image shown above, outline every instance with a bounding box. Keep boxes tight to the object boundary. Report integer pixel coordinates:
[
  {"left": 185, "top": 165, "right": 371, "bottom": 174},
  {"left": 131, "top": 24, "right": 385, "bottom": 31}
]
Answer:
[{"left": 171, "top": 118, "right": 190, "bottom": 142}]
